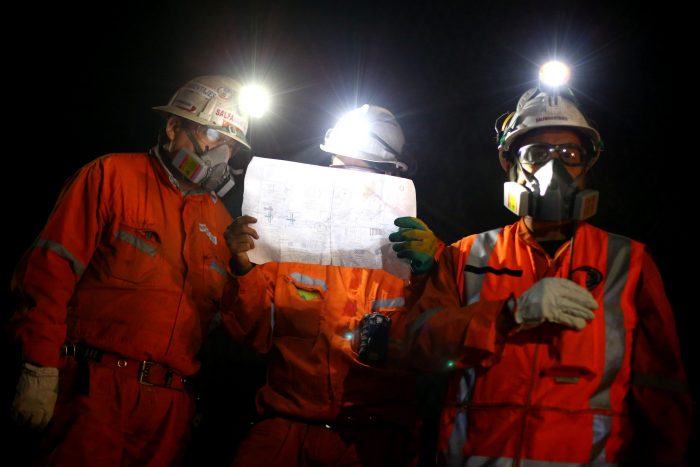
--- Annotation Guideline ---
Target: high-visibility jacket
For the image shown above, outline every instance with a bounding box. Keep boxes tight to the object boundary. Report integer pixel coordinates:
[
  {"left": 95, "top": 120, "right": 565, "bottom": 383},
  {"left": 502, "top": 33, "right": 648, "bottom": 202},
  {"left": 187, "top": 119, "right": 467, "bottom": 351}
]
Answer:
[
  {"left": 407, "top": 219, "right": 691, "bottom": 465},
  {"left": 9, "top": 151, "right": 232, "bottom": 375},
  {"left": 220, "top": 262, "right": 418, "bottom": 426}
]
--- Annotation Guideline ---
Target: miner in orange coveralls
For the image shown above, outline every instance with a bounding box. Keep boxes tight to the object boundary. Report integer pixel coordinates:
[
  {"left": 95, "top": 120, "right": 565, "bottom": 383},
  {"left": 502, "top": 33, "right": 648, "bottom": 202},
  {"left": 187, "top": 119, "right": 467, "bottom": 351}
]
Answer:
[
  {"left": 391, "top": 62, "right": 693, "bottom": 466},
  {"left": 221, "top": 105, "right": 440, "bottom": 466},
  {"left": 8, "top": 75, "right": 251, "bottom": 466}
]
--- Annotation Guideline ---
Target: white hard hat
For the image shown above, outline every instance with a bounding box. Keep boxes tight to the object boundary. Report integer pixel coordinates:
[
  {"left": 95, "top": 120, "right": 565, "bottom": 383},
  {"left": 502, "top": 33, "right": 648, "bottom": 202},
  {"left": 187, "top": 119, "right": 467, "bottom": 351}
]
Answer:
[
  {"left": 320, "top": 104, "right": 407, "bottom": 171},
  {"left": 153, "top": 75, "right": 251, "bottom": 149},
  {"left": 498, "top": 88, "right": 602, "bottom": 164}
]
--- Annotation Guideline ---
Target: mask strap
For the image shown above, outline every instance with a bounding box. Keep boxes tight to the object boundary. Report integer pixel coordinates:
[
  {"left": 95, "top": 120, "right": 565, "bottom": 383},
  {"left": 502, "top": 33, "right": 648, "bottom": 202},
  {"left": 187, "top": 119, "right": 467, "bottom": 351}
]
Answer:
[{"left": 185, "top": 128, "right": 206, "bottom": 156}]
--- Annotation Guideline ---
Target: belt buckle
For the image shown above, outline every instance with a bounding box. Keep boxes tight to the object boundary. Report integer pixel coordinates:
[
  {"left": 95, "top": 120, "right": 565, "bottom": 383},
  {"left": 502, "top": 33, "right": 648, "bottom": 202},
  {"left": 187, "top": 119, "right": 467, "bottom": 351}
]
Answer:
[
  {"left": 61, "top": 344, "right": 77, "bottom": 358},
  {"left": 138, "top": 360, "right": 154, "bottom": 386}
]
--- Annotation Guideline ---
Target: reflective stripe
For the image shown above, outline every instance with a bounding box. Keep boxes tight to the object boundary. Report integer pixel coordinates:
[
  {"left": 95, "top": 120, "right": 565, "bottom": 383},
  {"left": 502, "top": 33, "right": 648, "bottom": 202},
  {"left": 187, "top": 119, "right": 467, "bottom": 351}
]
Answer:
[
  {"left": 446, "top": 369, "right": 476, "bottom": 467},
  {"left": 290, "top": 272, "right": 328, "bottom": 291},
  {"left": 465, "top": 229, "right": 501, "bottom": 305},
  {"left": 590, "top": 233, "right": 629, "bottom": 409},
  {"left": 114, "top": 230, "right": 157, "bottom": 257},
  {"left": 372, "top": 297, "right": 405, "bottom": 310},
  {"left": 36, "top": 238, "right": 86, "bottom": 277},
  {"left": 590, "top": 414, "right": 613, "bottom": 464},
  {"left": 209, "top": 260, "right": 226, "bottom": 277},
  {"left": 584, "top": 234, "right": 629, "bottom": 463},
  {"left": 445, "top": 230, "right": 499, "bottom": 467},
  {"left": 456, "top": 368, "right": 476, "bottom": 405},
  {"left": 632, "top": 371, "right": 689, "bottom": 393},
  {"left": 447, "top": 406, "right": 468, "bottom": 467}
]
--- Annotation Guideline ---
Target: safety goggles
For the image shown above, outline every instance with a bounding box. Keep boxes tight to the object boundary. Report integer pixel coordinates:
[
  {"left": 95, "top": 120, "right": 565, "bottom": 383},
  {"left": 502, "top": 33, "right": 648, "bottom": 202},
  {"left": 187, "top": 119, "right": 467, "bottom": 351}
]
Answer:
[
  {"left": 516, "top": 143, "right": 588, "bottom": 167},
  {"left": 186, "top": 123, "right": 241, "bottom": 156}
]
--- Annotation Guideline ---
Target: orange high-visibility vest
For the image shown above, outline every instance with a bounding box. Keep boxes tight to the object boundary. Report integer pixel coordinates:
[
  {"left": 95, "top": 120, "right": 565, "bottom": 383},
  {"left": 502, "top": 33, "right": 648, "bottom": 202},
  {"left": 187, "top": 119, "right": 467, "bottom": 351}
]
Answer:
[{"left": 408, "top": 219, "right": 691, "bottom": 465}]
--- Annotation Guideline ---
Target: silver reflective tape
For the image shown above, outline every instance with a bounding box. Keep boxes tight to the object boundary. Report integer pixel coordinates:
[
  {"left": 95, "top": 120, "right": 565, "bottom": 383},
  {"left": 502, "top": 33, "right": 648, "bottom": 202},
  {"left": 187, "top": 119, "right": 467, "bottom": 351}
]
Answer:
[
  {"left": 372, "top": 297, "right": 405, "bottom": 310},
  {"left": 445, "top": 409, "right": 469, "bottom": 467},
  {"left": 36, "top": 238, "right": 86, "bottom": 277},
  {"left": 114, "top": 230, "right": 157, "bottom": 257},
  {"left": 465, "top": 229, "right": 501, "bottom": 305},
  {"left": 290, "top": 272, "right": 328, "bottom": 291},
  {"left": 589, "top": 414, "right": 612, "bottom": 464},
  {"left": 446, "top": 370, "right": 476, "bottom": 467},
  {"left": 590, "top": 234, "right": 629, "bottom": 409}
]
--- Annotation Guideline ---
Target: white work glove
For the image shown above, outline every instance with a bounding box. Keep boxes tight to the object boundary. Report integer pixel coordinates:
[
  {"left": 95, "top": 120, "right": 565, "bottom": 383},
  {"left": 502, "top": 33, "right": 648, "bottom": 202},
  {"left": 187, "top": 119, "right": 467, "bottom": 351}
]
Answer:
[
  {"left": 11, "top": 362, "right": 59, "bottom": 429},
  {"left": 515, "top": 277, "right": 598, "bottom": 331}
]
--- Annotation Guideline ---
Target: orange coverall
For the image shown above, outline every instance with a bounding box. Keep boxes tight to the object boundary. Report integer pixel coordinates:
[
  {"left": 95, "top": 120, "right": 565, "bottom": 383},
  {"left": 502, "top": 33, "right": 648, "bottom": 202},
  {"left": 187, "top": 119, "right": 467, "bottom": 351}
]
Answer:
[
  {"left": 405, "top": 219, "right": 692, "bottom": 465},
  {"left": 221, "top": 262, "right": 420, "bottom": 466},
  {"left": 9, "top": 150, "right": 232, "bottom": 465}
]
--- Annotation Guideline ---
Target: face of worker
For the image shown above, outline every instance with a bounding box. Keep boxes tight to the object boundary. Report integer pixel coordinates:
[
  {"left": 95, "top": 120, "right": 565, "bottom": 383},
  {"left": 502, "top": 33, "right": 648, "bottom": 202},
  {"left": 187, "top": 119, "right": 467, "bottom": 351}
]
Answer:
[{"left": 514, "top": 128, "right": 588, "bottom": 190}]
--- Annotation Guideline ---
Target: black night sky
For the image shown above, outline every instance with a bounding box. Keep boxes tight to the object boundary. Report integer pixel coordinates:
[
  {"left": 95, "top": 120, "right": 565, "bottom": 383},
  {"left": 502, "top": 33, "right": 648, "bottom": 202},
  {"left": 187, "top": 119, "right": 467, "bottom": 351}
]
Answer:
[{"left": 2, "top": 0, "right": 695, "bottom": 461}]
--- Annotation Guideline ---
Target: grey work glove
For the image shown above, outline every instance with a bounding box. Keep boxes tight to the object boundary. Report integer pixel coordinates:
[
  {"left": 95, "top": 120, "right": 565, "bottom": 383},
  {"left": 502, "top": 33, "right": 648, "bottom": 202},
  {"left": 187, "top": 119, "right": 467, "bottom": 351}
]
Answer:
[
  {"left": 515, "top": 277, "right": 598, "bottom": 331},
  {"left": 11, "top": 362, "right": 59, "bottom": 429}
]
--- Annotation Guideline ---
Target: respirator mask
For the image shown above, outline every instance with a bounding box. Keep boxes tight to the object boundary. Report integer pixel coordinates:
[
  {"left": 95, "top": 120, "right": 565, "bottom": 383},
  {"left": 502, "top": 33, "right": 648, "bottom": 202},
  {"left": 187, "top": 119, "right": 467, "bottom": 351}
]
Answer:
[
  {"left": 171, "top": 126, "right": 237, "bottom": 197},
  {"left": 503, "top": 143, "right": 599, "bottom": 221}
]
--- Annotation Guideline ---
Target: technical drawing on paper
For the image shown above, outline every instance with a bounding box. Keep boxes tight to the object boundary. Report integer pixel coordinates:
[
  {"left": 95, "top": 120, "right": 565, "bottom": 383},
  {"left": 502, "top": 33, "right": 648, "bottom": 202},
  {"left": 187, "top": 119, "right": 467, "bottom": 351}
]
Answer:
[{"left": 242, "top": 157, "right": 416, "bottom": 278}]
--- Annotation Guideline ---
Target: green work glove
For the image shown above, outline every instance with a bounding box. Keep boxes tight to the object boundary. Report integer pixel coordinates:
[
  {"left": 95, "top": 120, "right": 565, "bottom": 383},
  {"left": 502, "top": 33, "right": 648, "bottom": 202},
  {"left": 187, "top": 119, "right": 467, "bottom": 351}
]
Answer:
[{"left": 389, "top": 216, "right": 437, "bottom": 274}]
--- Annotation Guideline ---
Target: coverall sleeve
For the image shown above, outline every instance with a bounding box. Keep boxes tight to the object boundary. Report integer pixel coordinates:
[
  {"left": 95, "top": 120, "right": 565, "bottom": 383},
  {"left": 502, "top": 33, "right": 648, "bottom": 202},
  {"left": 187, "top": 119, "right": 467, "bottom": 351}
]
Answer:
[
  {"left": 396, "top": 245, "right": 508, "bottom": 372},
  {"left": 220, "top": 263, "right": 279, "bottom": 353},
  {"left": 628, "top": 251, "right": 693, "bottom": 465},
  {"left": 8, "top": 160, "right": 109, "bottom": 367}
]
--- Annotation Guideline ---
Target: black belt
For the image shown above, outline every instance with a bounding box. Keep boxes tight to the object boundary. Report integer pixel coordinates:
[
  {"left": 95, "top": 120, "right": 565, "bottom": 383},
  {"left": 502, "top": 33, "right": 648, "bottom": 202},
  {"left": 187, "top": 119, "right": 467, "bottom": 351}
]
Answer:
[{"left": 60, "top": 343, "right": 189, "bottom": 391}]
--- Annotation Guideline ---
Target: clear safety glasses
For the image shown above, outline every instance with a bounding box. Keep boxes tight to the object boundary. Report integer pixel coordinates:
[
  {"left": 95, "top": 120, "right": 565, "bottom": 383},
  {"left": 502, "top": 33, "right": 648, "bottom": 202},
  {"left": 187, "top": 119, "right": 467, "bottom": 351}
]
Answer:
[
  {"left": 517, "top": 143, "right": 588, "bottom": 167},
  {"left": 186, "top": 123, "right": 241, "bottom": 156}
]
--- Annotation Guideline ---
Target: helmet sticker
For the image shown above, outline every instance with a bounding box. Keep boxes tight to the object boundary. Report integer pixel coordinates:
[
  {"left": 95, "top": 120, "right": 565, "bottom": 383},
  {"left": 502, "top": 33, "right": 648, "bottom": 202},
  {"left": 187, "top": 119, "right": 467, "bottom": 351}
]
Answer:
[
  {"left": 216, "top": 107, "right": 248, "bottom": 134},
  {"left": 216, "top": 86, "right": 233, "bottom": 100},
  {"left": 184, "top": 82, "right": 216, "bottom": 99},
  {"left": 173, "top": 98, "right": 197, "bottom": 113}
]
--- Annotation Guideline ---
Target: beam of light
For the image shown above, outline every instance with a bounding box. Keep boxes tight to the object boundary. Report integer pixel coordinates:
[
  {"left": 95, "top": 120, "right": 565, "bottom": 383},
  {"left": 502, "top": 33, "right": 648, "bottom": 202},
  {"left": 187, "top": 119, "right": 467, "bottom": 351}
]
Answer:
[{"left": 533, "top": 160, "right": 553, "bottom": 196}]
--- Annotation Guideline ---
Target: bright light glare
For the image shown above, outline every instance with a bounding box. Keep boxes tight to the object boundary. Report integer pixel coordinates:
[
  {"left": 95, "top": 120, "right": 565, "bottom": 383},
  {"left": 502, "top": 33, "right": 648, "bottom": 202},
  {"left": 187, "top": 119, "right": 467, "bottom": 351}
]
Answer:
[
  {"left": 539, "top": 61, "right": 570, "bottom": 87},
  {"left": 330, "top": 105, "right": 371, "bottom": 150},
  {"left": 532, "top": 160, "right": 553, "bottom": 196},
  {"left": 240, "top": 85, "right": 270, "bottom": 118}
]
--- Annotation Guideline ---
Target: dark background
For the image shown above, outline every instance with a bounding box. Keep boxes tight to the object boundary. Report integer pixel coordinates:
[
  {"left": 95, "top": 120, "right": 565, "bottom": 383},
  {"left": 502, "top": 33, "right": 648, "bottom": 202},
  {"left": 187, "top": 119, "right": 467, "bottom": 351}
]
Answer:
[{"left": 2, "top": 0, "right": 694, "bottom": 463}]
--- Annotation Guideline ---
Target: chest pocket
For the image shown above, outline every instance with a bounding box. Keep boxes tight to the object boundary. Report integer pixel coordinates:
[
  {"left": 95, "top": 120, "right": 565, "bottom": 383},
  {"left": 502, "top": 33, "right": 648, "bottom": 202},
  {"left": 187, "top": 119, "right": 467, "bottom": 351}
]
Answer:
[
  {"left": 272, "top": 272, "right": 327, "bottom": 339},
  {"left": 106, "top": 223, "right": 162, "bottom": 284}
]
